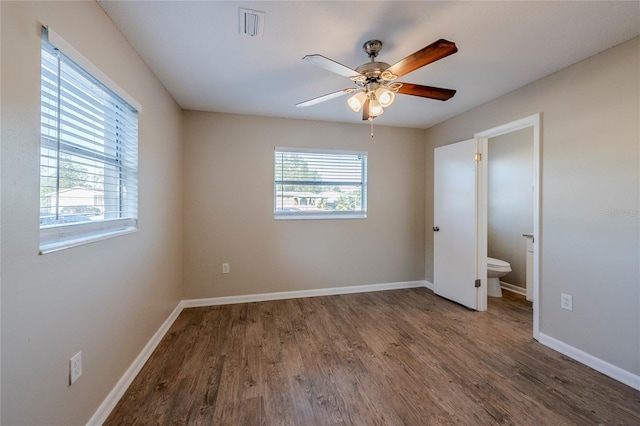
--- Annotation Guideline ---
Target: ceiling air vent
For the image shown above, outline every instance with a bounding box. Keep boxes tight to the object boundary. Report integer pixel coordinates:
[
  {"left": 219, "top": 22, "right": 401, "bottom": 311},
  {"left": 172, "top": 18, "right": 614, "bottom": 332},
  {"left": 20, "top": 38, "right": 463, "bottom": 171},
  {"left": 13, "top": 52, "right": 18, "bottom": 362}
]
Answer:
[{"left": 239, "top": 8, "right": 266, "bottom": 38}]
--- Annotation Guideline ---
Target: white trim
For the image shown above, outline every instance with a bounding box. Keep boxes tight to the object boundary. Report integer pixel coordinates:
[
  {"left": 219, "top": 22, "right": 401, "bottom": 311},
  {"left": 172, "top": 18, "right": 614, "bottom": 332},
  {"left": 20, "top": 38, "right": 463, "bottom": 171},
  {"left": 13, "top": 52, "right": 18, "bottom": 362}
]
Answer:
[
  {"left": 475, "top": 114, "right": 540, "bottom": 138},
  {"left": 538, "top": 333, "right": 640, "bottom": 391},
  {"left": 183, "top": 281, "right": 427, "bottom": 308},
  {"left": 476, "top": 138, "right": 488, "bottom": 311},
  {"left": 424, "top": 280, "right": 434, "bottom": 291},
  {"left": 45, "top": 26, "right": 142, "bottom": 112},
  {"left": 474, "top": 113, "right": 541, "bottom": 339},
  {"left": 87, "top": 302, "right": 184, "bottom": 426},
  {"left": 40, "top": 224, "right": 137, "bottom": 254},
  {"left": 274, "top": 212, "right": 366, "bottom": 220},
  {"left": 274, "top": 146, "right": 368, "bottom": 156},
  {"left": 500, "top": 281, "right": 527, "bottom": 296}
]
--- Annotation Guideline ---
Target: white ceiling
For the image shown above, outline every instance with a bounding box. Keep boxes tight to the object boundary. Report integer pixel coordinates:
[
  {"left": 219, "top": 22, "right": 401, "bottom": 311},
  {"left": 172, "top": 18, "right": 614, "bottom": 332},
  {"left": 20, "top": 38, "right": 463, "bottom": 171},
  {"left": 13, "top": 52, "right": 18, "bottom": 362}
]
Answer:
[{"left": 98, "top": 1, "right": 640, "bottom": 129}]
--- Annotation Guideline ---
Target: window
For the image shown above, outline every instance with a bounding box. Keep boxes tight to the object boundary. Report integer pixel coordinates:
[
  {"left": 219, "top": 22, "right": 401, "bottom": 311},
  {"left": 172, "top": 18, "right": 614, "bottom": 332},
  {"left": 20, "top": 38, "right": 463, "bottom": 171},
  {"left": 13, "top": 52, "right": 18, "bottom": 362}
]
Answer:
[
  {"left": 39, "top": 28, "right": 138, "bottom": 253},
  {"left": 274, "top": 148, "right": 367, "bottom": 219}
]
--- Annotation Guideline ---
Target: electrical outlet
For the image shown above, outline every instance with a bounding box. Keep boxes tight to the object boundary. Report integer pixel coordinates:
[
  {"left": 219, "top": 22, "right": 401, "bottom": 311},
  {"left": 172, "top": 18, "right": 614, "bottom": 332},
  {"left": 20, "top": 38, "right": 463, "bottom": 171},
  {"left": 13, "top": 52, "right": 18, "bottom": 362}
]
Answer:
[
  {"left": 69, "top": 351, "right": 82, "bottom": 385},
  {"left": 561, "top": 293, "right": 573, "bottom": 311},
  {"left": 222, "top": 263, "right": 230, "bottom": 274}
]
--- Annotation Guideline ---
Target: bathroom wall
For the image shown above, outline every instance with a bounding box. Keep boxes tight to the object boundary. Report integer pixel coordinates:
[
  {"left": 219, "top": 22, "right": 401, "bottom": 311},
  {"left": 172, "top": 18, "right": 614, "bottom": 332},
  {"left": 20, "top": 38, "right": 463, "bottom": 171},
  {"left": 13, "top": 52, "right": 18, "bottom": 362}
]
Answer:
[{"left": 487, "top": 127, "right": 534, "bottom": 289}]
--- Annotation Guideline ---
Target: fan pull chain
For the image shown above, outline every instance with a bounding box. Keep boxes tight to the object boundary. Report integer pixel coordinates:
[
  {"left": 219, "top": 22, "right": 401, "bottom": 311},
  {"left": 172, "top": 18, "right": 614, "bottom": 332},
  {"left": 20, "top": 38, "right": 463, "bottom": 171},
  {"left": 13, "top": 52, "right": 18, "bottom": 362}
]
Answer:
[{"left": 370, "top": 118, "right": 374, "bottom": 138}]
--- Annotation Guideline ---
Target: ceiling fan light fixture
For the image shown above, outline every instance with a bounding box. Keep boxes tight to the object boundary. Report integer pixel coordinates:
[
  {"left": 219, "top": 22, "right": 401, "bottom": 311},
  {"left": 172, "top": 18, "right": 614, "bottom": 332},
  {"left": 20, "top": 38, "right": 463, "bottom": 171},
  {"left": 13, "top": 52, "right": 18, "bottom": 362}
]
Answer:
[
  {"left": 369, "top": 98, "right": 384, "bottom": 117},
  {"left": 298, "top": 38, "right": 458, "bottom": 132},
  {"left": 375, "top": 87, "right": 395, "bottom": 107},
  {"left": 347, "top": 91, "right": 367, "bottom": 112}
]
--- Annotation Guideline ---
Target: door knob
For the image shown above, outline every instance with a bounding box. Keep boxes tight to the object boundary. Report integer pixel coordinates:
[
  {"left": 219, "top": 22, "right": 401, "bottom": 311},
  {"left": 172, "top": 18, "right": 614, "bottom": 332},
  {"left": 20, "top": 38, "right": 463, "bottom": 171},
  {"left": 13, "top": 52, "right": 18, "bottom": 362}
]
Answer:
[{"left": 433, "top": 226, "right": 440, "bottom": 232}]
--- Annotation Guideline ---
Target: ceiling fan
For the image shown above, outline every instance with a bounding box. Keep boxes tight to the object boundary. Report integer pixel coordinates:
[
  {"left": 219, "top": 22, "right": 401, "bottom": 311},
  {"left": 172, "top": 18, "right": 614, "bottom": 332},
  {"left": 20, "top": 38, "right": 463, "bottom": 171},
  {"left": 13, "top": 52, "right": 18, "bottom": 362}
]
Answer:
[{"left": 296, "top": 39, "right": 458, "bottom": 122}]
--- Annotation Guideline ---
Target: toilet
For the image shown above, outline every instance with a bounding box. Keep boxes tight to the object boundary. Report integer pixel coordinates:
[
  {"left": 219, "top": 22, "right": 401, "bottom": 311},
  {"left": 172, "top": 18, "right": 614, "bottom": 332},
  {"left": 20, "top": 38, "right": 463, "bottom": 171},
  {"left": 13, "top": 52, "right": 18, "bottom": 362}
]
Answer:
[{"left": 487, "top": 257, "right": 511, "bottom": 297}]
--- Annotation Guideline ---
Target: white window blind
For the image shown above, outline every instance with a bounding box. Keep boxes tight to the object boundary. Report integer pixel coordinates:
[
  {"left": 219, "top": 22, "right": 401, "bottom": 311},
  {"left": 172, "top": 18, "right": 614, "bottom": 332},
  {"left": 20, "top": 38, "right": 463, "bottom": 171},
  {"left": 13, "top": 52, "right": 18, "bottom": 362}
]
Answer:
[
  {"left": 39, "top": 27, "right": 139, "bottom": 252},
  {"left": 274, "top": 148, "right": 367, "bottom": 219}
]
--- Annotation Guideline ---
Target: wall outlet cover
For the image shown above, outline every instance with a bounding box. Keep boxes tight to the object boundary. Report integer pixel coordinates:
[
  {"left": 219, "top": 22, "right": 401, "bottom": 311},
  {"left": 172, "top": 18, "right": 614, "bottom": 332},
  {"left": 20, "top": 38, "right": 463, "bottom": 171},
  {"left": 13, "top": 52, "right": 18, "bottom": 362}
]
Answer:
[
  {"left": 561, "top": 293, "right": 573, "bottom": 311},
  {"left": 70, "top": 351, "right": 82, "bottom": 385}
]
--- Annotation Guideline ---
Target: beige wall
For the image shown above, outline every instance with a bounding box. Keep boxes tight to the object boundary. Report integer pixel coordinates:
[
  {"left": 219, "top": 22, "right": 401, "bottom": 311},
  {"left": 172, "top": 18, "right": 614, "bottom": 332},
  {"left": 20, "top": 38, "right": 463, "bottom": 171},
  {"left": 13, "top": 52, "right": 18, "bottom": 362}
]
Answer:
[
  {"left": 425, "top": 37, "right": 639, "bottom": 375},
  {"left": 183, "top": 112, "right": 425, "bottom": 299},
  {"left": 1, "top": 2, "right": 183, "bottom": 424},
  {"left": 1, "top": 2, "right": 636, "bottom": 423},
  {"left": 488, "top": 127, "right": 534, "bottom": 289}
]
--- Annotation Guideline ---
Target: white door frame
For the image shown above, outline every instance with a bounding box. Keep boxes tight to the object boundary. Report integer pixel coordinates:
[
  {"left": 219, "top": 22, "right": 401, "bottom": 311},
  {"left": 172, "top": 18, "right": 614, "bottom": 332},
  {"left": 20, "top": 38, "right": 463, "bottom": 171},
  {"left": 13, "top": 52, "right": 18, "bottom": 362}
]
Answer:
[{"left": 475, "top": 113, "right": 541, "bottom": 340}]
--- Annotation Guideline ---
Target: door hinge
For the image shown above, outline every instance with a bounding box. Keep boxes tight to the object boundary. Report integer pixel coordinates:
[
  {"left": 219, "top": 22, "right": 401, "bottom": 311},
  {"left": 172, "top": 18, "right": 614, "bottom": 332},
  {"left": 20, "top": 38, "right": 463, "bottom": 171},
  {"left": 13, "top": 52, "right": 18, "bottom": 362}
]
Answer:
[
  {"left": 474, "top": 279, "right": 481, "bottom": 288},
  {"left": 475, "top": 153, "right": 481, "bottom": 162}
]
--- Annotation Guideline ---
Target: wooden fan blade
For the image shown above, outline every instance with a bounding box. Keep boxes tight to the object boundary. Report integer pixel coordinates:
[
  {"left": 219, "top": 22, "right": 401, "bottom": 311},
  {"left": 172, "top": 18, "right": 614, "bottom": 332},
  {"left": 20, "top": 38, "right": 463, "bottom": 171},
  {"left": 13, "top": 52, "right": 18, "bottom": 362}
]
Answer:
[
  {"left": 386, "top": 39, "right": 457, "bottom": 78},
  {"left": 302, "top": 54, "right": 364, "bottom": 78},
  {"left": 296, "top": 88, "right": 358, "bottom": 108},
  {"left": 396, "top": 83, "right": 456, "bottom": 101},
  {"left": 362, "top": 99, "right": 370, "bottom": 121}
]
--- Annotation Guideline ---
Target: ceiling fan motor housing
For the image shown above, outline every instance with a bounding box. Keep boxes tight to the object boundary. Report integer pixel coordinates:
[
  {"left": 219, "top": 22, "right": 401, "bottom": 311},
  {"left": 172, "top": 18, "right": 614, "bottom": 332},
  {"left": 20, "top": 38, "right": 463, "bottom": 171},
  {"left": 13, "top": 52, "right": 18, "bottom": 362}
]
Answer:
[
  {"left": 363, "top": 39, "right": 383, "bottom": 58},
  {"left": 356, "top": 61, "right": 391, "bottom": 80},
  {"left": 356, "top": 40, "right": 392, "bottom": 86}
]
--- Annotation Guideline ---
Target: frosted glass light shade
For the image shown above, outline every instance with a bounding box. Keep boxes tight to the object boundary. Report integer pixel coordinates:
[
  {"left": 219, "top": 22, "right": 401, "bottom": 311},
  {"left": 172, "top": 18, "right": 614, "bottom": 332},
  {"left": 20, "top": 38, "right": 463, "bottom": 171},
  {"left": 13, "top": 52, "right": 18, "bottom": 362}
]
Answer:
[
  {"left": 369, "top": 98, "right": 384, "bottom": 117},
  {"left": 375, "top": 87, "right": 395, "bottom": 107},
  {"left": 347, "top": 91, "right": 367, "bottom": 112}
]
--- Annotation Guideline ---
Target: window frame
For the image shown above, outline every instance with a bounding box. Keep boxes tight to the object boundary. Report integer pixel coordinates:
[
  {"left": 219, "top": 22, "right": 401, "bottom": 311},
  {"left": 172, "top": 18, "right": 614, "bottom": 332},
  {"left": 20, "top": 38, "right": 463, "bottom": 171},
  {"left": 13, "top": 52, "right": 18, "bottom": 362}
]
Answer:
[
  {"left": 39, "top": 27, "right": 140, "bottom": 254},
  {"left": 273, "top": 147, "right": 368, "bottom": 220}
]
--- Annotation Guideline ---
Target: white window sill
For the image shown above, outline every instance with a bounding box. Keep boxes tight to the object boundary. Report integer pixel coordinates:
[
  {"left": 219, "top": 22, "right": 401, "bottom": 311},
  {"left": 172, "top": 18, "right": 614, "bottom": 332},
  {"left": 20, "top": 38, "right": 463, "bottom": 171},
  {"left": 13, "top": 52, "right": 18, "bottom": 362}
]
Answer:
[
  {"left": 39, "top": 219, "right": 137, "bottom": 254},
  {"left": 274, "top": 212, "right": 367, "bottom": 220}
]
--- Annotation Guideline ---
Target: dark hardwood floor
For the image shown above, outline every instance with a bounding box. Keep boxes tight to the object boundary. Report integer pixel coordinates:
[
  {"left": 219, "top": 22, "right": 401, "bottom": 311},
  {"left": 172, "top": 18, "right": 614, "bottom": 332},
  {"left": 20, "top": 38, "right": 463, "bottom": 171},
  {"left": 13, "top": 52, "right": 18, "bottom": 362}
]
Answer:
[{"left": 105, "top": 288, "right": 640, "bottom": 425}]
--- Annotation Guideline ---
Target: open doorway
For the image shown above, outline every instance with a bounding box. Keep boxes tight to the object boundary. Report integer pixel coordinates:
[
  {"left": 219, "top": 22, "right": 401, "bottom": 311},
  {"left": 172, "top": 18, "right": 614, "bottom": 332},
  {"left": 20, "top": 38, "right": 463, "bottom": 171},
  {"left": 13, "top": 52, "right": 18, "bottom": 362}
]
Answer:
[
  {"left": 476, "top": 113, "right": 541, "bottom": 340},
  {"left": 487, "top": 127, "right": 533, "bottom": 298}
]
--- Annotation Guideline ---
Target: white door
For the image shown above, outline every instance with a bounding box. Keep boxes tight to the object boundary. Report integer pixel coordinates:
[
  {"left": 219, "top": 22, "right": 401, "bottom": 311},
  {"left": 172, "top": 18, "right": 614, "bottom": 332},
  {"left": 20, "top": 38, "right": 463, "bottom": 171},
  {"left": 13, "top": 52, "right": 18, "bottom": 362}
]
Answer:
[{"left": 434, "top": 139, "right": 485, "bottom": 310}]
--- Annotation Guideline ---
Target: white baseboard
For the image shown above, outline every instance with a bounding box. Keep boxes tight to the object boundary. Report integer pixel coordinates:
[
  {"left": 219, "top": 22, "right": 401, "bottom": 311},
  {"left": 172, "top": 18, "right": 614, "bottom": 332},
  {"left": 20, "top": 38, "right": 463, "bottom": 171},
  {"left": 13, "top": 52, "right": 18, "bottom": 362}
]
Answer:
[
  {"left": 424, "top": 280, "right": 434, "bottom": 291},
  {"left": 538, "top": 332, "right": 640, "bottom": 391},
  {"left": 500, "top": 281, "right": 526, "bottom": 296},
  {"left": 183, "top": 280, "right": 428, "bottom": 308},
  {"left": 87, "top": 302, "right": 185, "bottom": 426}
]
